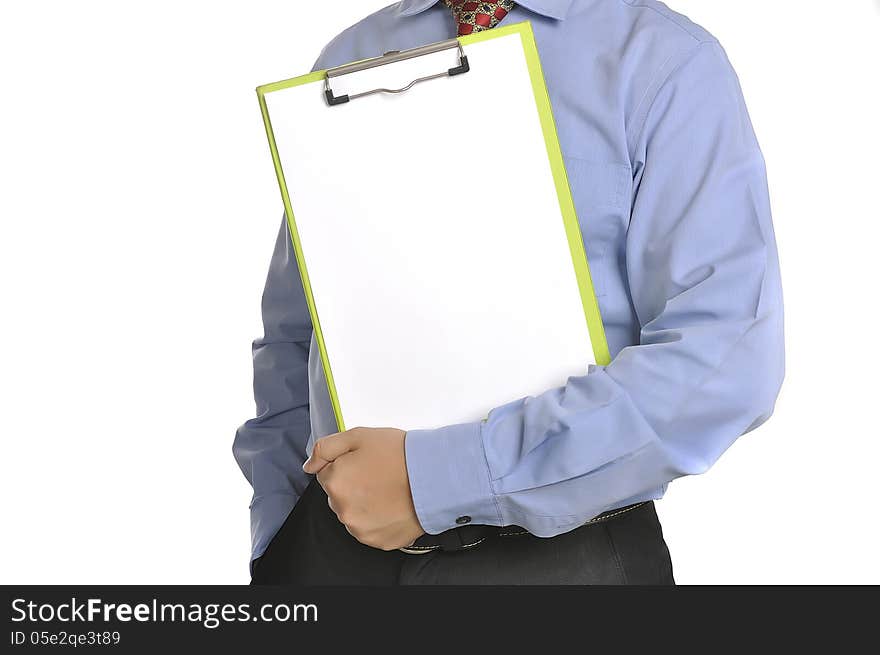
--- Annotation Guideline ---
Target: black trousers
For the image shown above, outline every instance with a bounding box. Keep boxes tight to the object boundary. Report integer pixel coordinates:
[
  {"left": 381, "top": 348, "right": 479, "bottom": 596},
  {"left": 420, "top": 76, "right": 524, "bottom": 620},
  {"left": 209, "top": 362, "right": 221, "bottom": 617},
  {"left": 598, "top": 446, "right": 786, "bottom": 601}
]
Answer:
[{"left": 251, "top": 478, "right": 675, "bottom": 585}]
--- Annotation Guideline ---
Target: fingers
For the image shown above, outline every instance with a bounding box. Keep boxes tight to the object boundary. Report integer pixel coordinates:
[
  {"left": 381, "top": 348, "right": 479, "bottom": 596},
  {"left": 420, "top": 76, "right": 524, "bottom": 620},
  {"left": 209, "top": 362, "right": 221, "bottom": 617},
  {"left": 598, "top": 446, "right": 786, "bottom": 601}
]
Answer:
[
  {"left": 317, "top": 463, "right": 347, "bottom": 521},
  {"left": 302, "top": 430, "right": 359, "bottom": 474},
  {"left": 303, "top": 455, "right": 331, "bottom": 475},
  {"left": 318, "top": 465, "right": 362, "bottom": 542},
  {"left": 315, "top": 463, "right": 336, "bottom": 497}
]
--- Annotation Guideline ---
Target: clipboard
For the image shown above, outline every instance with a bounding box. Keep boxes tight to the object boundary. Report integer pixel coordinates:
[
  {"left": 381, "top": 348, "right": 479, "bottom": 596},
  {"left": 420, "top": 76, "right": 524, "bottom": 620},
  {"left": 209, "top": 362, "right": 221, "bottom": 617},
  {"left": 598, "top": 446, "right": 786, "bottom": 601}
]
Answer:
[{"left": 256, "top": 21, "right": 610, "bottom": 432}]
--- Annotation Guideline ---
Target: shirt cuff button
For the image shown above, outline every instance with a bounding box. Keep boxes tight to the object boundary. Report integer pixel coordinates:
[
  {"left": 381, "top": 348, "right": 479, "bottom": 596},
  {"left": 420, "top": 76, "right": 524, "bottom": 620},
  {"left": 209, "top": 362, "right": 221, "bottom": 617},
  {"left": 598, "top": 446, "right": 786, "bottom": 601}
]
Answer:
[{"left": 455, "top": 515, "right": 472, "bottom": 525}]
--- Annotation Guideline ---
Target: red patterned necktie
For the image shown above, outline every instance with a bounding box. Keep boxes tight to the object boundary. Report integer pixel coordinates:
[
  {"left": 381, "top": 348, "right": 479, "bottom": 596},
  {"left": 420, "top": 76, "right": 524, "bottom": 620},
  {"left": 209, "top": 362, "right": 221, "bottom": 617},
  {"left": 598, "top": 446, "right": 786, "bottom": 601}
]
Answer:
[{"left": 442, "top": 0, "right": 516, "bottom": 36}]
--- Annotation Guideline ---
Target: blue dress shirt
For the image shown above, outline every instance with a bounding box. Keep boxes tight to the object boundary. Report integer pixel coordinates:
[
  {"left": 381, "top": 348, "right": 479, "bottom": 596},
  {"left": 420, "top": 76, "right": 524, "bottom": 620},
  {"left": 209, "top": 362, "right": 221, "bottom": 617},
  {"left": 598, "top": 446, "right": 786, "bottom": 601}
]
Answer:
[{"left": 234, "top": 0, "right": 785, "bottom": 564}]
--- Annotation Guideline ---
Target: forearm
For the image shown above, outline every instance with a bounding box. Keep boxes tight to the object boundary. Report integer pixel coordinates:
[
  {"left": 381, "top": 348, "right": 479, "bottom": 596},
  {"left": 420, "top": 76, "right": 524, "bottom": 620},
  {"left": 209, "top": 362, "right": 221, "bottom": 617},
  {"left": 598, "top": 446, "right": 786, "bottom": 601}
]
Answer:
[{"left": 406, "top": 40, "right": 785, "bottom": 535}]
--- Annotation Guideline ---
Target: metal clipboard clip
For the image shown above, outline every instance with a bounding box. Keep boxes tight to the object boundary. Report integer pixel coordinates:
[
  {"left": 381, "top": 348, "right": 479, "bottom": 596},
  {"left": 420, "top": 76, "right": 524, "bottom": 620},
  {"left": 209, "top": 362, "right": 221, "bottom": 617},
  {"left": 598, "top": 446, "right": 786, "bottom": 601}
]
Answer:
[{"left": 323, "top": 38, "right": 470, "bottom": 106}]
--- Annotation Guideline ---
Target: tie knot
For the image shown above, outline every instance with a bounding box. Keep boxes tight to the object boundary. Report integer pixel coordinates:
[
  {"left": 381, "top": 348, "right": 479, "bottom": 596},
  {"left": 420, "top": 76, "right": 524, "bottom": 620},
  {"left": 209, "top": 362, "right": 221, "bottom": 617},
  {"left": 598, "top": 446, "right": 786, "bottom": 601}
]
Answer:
[{"left": 442, "top": 1, "right": 516, "bottom": 36}]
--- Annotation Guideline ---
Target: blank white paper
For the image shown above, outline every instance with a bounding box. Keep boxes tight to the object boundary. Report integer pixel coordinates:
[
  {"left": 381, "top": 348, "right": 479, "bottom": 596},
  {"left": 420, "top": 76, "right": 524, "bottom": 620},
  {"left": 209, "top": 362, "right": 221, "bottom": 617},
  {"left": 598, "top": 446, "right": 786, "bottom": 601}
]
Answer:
[{"left": 264, "top": 32, "right": 596, "bottom": 431}]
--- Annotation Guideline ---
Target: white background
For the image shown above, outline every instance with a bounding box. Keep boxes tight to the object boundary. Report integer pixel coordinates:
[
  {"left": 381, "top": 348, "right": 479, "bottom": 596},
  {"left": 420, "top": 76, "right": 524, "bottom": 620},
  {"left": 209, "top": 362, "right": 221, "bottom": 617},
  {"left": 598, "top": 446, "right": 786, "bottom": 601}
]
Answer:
[{"left": 1, "top": 1, "right": 878, "bottom": 585}]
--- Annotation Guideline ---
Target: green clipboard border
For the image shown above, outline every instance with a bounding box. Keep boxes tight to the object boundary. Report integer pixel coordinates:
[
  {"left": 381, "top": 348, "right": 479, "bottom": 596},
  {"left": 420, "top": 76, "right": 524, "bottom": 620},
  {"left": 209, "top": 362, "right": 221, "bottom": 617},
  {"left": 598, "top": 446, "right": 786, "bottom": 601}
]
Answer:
[{"left": 256, "top": 21, "right": 611, "bottom": 432}]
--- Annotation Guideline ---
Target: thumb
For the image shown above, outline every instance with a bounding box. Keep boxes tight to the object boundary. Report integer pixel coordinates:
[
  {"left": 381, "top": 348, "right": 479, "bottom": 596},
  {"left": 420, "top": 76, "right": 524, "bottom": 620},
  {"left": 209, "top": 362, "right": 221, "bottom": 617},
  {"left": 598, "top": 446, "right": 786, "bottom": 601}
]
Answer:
[{"left": 302, "top": 431, "right": 357, "bottom": 474}]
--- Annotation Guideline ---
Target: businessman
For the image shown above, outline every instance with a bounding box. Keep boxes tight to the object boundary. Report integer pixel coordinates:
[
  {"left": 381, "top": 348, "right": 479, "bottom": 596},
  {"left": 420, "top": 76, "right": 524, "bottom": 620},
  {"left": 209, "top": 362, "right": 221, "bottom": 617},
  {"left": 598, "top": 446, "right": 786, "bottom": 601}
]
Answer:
[{"left": 235, "top": 0, "right": 784, "bottom": 585}]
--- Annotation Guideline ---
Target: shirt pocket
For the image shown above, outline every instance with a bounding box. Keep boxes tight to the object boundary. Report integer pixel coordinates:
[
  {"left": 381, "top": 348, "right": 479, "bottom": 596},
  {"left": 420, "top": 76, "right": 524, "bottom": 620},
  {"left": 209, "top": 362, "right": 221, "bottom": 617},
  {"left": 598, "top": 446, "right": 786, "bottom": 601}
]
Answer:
[{"left": 561, "top": 157, "right": 632, "bottom": 299}]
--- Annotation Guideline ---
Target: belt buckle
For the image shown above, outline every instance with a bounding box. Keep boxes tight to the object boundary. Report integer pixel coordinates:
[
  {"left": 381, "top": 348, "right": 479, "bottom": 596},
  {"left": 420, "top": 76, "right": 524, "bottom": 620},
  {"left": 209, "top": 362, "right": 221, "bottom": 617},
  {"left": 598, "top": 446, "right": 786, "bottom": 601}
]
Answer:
[
  {"left": 399, "top": 525, "right": 493, "bottom": 555},
  {"left": 398, "top": 545, "right": 436, "bottom": 555}
]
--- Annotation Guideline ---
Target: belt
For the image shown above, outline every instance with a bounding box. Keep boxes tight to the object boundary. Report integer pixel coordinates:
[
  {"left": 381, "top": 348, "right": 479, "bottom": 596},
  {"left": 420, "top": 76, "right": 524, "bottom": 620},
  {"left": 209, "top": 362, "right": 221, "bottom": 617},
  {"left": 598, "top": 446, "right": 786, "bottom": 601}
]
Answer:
[{"left": 399, "top": 501, "right": 648, "bottom": 555}]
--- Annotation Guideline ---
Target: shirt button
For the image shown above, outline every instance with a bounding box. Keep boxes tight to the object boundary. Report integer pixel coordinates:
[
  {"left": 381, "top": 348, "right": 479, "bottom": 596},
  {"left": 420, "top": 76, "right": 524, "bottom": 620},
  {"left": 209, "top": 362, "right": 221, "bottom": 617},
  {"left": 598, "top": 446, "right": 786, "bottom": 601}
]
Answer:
[{"left": 455, "top": 516, "right": 472, "bottom": 525}]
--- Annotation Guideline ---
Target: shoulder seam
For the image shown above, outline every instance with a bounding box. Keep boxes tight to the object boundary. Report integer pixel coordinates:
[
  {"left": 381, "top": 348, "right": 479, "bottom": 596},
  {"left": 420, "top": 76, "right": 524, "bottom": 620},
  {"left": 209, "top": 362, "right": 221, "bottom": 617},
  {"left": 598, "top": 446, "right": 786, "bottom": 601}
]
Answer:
[
  {"left": 627, "top": 40, "right": 719, "bottom": 159},
  {"left": 618, "top": 0, "right": 717, "bottom": 45}
]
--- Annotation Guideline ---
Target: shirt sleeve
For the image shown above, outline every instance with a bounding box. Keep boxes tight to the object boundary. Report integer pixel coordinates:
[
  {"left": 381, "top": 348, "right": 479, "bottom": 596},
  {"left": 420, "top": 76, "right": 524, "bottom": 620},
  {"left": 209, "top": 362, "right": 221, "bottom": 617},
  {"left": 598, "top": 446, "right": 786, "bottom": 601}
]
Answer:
[
  {"left": 234, "top": 48, "right": 344, "bottom": 568},
  {"left": 233, "top": 217, "right": 314, "bottom": 564},
  {"left": 405, "top": 41, "right": 785, "bottom": 536}
]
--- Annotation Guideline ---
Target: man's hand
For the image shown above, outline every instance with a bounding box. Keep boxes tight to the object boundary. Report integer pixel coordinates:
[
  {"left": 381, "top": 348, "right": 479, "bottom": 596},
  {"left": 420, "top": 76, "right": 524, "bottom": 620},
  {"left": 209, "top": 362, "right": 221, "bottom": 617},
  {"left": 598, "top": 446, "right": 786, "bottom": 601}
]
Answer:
[{"left": 302, "top": 427, "right": 425, "bottom": 551}]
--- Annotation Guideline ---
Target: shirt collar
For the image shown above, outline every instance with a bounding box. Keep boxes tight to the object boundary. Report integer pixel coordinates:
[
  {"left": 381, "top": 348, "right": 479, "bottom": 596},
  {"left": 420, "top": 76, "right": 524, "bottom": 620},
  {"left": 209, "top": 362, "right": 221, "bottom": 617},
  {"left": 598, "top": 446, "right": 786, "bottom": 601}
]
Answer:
[{"left": 398, "top": 0, "right": 574, "bottom": 21}]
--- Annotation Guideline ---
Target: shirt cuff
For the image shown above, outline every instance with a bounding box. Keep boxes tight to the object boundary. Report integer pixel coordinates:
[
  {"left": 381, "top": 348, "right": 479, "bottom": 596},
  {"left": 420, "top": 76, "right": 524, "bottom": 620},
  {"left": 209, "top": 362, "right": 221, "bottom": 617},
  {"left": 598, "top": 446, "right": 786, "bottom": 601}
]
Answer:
[{"left": 404, "top": 421, "right": 504, "bottom": 534}]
